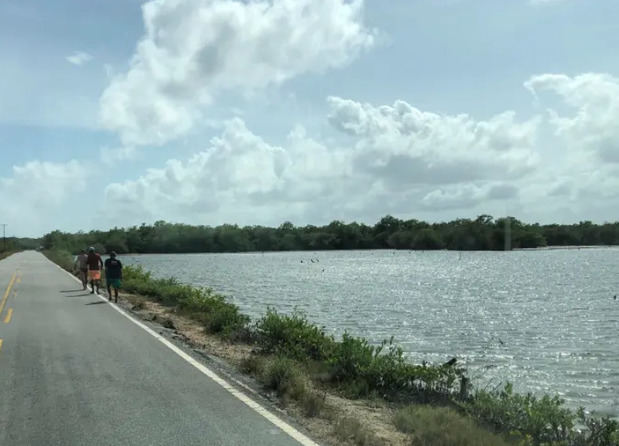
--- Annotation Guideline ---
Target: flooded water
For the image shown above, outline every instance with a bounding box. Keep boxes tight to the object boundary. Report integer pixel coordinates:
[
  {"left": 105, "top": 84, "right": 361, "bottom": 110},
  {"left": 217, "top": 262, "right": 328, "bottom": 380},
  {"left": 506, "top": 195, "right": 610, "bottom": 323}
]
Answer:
[{"left": 122, "top": 248, "right": 619, "bottom": 417}]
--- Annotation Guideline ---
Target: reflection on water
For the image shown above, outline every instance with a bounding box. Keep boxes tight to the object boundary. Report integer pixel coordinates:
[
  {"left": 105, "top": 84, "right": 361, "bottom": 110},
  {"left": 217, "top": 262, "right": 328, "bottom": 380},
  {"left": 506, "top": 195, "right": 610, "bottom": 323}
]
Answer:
[{"left": 123, "top": 248, "right": 619, "bottom": 417}]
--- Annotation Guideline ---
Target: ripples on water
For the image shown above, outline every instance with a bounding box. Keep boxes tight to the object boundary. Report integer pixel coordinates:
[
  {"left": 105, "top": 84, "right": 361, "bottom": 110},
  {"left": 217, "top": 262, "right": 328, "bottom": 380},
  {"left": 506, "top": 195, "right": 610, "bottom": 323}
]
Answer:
[{"left": 123, "top": 248, "right": 619, "bottom": 417}]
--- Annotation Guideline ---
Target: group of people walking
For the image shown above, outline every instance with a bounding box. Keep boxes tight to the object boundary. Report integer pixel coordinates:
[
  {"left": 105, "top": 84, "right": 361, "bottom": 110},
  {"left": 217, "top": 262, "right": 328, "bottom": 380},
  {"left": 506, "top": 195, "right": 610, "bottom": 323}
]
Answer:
[{"left": 74, "top": 248, "right": 123, "bottom": 302}]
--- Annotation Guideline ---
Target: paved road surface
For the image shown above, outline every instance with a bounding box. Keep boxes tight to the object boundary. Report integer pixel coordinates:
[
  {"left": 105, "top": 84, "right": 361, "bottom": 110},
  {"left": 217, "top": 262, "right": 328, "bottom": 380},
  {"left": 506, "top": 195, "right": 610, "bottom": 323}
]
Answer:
[{"left": 0, "top": 251, "right": 317, "bottom": 446}]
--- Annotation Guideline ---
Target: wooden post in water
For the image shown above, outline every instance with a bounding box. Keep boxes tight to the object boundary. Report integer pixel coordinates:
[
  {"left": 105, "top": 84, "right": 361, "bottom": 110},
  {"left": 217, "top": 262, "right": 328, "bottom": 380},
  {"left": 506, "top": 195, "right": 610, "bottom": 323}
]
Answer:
[
  {"left": 504, "top": 217, "right": 511, "bottom": 251},
  {"left": 459, "top": 376, "right": 470, "bottom": 400}
]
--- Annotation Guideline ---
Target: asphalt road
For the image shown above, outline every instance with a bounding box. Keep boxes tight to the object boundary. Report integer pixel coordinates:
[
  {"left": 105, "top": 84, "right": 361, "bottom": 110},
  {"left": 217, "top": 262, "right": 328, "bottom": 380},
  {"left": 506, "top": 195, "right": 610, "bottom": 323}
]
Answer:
[{"left": 0, "top": 251, "right": 318, "bottom": 446}]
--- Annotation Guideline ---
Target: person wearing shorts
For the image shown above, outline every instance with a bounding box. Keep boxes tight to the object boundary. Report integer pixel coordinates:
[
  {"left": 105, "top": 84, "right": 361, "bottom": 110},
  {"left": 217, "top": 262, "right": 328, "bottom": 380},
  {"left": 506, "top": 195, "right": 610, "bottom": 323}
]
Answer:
[
  {"left": 74, "top": 249, "right": 88, "bottom": 290},
  {"left": 86, "top": 247, "right": 103, "bottom": 294},
  {"left": 104, "top": 252, "right": 122, "bottom": 303}
]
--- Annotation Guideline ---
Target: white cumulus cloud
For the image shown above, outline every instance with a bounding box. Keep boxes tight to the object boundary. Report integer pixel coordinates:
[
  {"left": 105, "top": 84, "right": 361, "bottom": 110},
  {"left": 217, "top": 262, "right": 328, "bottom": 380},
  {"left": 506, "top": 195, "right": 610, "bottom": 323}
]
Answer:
[
  {"left": 326, "top": 96, "right": 540, "bottom": 187},
  {"left": 66, "top": 51, "right": 93, "bottom": 66},
  {"left": 103, "top": 118, "right": 291, "bottom": 224},
  {"left": 103, "top": 93, "right": 542, "bottom": 226},
  {"left": 100, "top": 0, "right": 375, "bottom": 147},
  {"left": 525, "top": 73, "right": 619, "bottom": 164}
]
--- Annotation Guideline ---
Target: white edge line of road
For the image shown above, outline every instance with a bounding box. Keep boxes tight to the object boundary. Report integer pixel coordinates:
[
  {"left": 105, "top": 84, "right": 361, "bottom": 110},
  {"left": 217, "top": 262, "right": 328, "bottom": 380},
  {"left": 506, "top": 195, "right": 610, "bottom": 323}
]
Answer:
[{"left": 51, "top": 260, "right": 321, "bottom": 446}]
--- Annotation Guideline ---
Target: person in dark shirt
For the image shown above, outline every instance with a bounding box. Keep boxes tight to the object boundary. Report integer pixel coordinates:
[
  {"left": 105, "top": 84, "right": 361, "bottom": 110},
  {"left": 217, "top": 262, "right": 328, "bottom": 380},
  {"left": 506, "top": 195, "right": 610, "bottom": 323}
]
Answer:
[
  {"left": 104, "top": 252, "right": 123, "bottom": 303},
  {"left": 86, "top": 247, "right": 103, "bottom": 294}
]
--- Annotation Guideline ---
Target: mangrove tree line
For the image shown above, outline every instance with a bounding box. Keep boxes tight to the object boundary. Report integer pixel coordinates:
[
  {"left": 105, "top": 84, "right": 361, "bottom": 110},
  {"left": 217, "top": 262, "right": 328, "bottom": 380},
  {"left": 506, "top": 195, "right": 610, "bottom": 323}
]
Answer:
[{"left": 40, "top": 215, "right": 619, "bottom": 254}]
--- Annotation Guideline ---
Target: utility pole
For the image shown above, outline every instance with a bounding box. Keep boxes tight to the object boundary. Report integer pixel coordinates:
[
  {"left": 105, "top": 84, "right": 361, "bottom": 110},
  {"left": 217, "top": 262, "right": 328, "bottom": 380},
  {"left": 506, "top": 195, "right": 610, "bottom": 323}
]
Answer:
[{"left": 1, "top": 224, "right": 6, "bottom": 251}]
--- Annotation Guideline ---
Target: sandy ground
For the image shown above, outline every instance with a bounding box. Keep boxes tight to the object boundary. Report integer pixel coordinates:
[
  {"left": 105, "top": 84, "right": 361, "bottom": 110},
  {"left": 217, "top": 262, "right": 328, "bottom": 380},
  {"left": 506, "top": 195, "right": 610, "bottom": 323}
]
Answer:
[{"left": 112, "top": 291, "right": 410, "bottom": 446}]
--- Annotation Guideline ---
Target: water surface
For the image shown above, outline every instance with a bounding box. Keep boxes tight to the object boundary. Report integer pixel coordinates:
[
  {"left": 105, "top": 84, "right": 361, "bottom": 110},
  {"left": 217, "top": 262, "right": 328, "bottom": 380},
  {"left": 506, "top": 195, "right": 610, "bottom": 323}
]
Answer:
[{"left": 123, "top": 249, "right": 619, "bottom": 416}]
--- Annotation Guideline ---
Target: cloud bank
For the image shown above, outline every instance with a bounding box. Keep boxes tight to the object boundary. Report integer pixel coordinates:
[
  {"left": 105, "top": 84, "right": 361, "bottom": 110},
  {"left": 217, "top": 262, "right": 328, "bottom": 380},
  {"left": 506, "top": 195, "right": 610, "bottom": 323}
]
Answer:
[
  {"left": 102, "top": 94, "right": 542, "bottom": 226},
  {"left": 100, "top": 0, "right": 375, "bottom": 147}
]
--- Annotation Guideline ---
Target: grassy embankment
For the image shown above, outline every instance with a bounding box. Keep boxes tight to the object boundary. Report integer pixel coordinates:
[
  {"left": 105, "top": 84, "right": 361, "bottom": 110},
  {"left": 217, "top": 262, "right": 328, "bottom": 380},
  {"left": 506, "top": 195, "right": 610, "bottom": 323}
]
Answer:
[
  {"left": 0, "top": 250, "right": 17, "bottom": 261},
  {"left": 44, "top": 249, "right": 619, "bottom": 446}
]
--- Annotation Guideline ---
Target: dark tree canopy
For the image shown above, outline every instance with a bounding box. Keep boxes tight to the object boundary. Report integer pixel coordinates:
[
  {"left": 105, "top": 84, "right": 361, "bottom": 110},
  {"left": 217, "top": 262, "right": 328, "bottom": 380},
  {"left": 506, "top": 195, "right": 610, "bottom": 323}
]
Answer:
[{"left": 37, "top": 216, "right": 619, "bottom": 254}]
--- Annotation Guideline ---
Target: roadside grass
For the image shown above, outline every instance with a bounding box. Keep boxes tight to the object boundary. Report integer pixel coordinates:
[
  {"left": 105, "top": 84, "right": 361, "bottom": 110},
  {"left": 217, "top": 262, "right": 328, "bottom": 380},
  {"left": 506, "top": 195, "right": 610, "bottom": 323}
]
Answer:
[
  {"left": 43, "top": 249, "right": 619, "bottom": 446},
  {"left": 241, "top": 354, "right": 327, "bottom": 418},
  {"left": 260, "top": 356, "right": 308, "bottom": 402},
  {"left": 122, "top": 265, "right": 249, "bottom": 338},
  {"left": 43, "top": 249, "right": 75, "bottom": 272},
  {"left": 394, "top": 405, "right": 514, "bottom": 446},
  {"left": 0, "top": 250, "right": 17, "bottom": 261},
  {"left": 334, "top": 417, "right": 386, "bottom": 446}
]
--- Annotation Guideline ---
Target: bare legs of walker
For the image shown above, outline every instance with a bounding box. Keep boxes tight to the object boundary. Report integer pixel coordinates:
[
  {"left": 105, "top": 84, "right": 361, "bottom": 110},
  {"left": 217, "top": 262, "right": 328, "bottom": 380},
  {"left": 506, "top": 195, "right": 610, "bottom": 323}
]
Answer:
[
  {"left": 107, "top": 284, "right": 119, "bottom": 302},
  {"left": 90, "top": 278, "right": 100, "bottom": 294},
  {"left": 80, "top": 270, "right": 87, "bottom": 290}
]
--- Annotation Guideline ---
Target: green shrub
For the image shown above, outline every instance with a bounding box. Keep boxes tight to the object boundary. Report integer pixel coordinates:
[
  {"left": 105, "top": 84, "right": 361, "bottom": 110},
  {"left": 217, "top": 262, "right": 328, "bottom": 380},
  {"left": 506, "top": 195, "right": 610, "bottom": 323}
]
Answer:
[
  {"left": 176, "top": 287, "right": 249, "bottom": 335},
  {"left": 461, "top": 385, "right": 619, "bottom": 446},
  {"left": 203, "top": 300, "right": 249, "bottom": 336},
  {"left": 255, "top": 312, "right": 461, "bottom": 402},
  {"left": 255, "top": 309, "right": 336, "bottom": 361},
  {"left": 329, "top": 333, "right": 461, "bottom": 401},
  {"left": 240, "top": 355, "right": 266, "bottom": 376},
  {"left": 394, "top": 405, "right": 513, "bottom": 446},
  {"left": 123, "top": 265, "right": 249, "bottom": 336},
  {"left": 462, "top": 383, "right": 575, "bottom": 444},
  {"left": 329, "top": 333, "right": 375, "bottom": 381},
  {"left": 572, "top": 409, "right": 619, "bottom": 446},
  {"left": 260, "top": 356, "right": 307, "bottom": 401}
]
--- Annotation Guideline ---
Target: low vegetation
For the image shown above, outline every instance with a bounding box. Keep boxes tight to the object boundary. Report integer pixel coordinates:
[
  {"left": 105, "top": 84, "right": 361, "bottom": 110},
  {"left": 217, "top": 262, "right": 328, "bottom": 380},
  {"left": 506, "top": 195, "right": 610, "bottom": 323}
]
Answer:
[
  {"left": 394, "top": 405, "right": 512, "bottom": 446},
  {"left": 43, "top": 248, "right": 619, "bottom": 445},
  {"left": 122, "top": 265, "right": 249, "bottom": 337},
  {"left": 43, "top": 249, "right": 75, "bottom": 271},
  {"left": 335, "top": 417, "right": 386, "bottom": 446},
  {"left": 256, "top": 310, "right": 464, "bottom": 402},
  {"left": 460, "top": 384, "right": 619, "bottom": 446},
  {"left": 240, "top": 354, "right": 326, "bottom": 417},
  {"left": 0, "top": 250, "right": 16, "bottom": 261}
]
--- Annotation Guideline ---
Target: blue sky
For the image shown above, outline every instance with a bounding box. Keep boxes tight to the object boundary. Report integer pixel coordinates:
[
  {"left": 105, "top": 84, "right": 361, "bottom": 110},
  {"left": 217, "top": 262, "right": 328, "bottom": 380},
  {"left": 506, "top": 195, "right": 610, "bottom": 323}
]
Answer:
[{"left": 1, "top": 0, "right": 619, "bottom": 237}]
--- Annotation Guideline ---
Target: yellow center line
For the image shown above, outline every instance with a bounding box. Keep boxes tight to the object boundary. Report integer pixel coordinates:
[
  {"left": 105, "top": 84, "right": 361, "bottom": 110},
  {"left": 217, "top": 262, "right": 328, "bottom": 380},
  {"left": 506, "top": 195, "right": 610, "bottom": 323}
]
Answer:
[
  {"left": 0, "top": 272, "right": 17, "bottom": 318},
  {"left": 4, "top": 308, "right": 13, "bottom": 324},
  {"left": 0, "top": 339, "right": 3, "bottom": 351}
]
